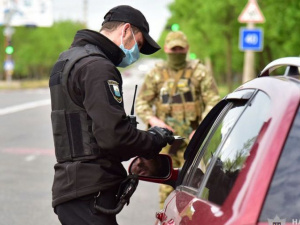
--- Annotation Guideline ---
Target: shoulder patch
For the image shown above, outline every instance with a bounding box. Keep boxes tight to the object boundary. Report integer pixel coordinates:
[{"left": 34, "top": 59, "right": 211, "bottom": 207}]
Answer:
[{"left": 107, "top": 80, "right": 122, "bottom": 103}]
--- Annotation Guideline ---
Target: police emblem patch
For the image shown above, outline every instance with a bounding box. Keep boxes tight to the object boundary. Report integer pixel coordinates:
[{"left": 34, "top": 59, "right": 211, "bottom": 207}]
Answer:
[{"left": 107, "top": 80, "right": 122, "bottom": 103}]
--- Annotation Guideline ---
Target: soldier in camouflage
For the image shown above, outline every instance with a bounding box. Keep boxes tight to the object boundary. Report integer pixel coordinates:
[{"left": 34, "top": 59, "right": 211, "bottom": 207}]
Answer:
[{"left": 136, "top": 31, "right": 220, "bottom": 208}]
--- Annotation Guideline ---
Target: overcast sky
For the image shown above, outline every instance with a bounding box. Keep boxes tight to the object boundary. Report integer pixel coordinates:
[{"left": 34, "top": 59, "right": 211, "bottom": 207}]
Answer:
[{"left": 52, "top": 0, "right": 173, "bottom": 41}]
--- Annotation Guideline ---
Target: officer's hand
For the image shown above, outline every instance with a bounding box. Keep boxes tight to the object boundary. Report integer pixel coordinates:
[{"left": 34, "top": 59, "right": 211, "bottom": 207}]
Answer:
[{"left": 148, "top": 126, "right": 175, "bottom": 148}]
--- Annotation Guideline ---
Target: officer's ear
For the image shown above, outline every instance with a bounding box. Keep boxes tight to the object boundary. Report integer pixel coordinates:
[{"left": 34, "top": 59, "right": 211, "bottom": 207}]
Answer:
[{"left": 122, "top": 23, "right": 132, "bottom": 38}]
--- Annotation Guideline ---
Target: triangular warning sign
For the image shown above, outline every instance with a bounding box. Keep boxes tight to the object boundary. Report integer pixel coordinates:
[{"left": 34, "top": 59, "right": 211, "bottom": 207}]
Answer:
[{"left": 238, "top": 0, "right": 265, "bottom": 23}]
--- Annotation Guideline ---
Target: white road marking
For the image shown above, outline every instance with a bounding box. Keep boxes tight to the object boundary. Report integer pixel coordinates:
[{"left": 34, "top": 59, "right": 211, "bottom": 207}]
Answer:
[
  {"left": 25, "top": 155, "right": 37, "bottom": 162},
  {"left": 0, "top": 99, "right": 50, "bottom": 116}
]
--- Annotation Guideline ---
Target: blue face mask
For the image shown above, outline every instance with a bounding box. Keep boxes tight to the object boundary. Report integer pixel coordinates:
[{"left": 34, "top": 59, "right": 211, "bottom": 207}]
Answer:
[{"left": 118, "top": 27, "right": 140, "bottom": 68}]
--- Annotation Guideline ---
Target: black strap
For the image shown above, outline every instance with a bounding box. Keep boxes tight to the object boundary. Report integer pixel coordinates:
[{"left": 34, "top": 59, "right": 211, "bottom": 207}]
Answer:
[
  {"left": 94, "top": 174, "right": 139, "bottom": 215},
  {"left": 49, "top": 60, "right": 68, "bottom": 87}
]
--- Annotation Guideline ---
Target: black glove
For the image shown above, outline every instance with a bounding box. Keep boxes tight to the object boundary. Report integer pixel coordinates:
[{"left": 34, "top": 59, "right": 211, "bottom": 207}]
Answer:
[{"left": 148, "top": 126, "right": 175, "bottom": 148}]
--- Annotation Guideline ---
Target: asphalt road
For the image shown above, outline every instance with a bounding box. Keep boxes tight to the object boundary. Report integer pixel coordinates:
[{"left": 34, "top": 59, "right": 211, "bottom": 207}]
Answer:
[{"left": 0, "top": 58, "right": 161, "bottom": 225}]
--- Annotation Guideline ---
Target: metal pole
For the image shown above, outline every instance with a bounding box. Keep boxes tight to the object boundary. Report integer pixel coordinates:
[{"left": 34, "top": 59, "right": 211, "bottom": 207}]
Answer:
[
  {"left": 83, "top": 0, "right": 88, "bottom": 28},
  {"left": 5, "top": 35, "right": 13, "bottom": 83},
  {"left": 242, "top": 23, "right": 255, "bottom": 83},
  {"left": 3, "top": 0, "right": 16, "bottom": 83}
]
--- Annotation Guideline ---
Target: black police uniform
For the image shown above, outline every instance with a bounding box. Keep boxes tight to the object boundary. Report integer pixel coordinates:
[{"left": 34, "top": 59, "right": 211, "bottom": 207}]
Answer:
[{"left": 49, "top": 29, "right": 163, "bottom": 224}]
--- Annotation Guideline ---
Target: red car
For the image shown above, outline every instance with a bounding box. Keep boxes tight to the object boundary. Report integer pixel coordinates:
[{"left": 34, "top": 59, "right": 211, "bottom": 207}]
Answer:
[{"left": 129, "top": 57, "right": 300, "bottom": 225}]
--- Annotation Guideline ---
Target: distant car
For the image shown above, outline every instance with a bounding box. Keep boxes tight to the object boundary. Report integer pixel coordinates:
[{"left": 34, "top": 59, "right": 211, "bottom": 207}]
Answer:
[{"left": 129, "top": 57, "right": 300, "bottom": 225}]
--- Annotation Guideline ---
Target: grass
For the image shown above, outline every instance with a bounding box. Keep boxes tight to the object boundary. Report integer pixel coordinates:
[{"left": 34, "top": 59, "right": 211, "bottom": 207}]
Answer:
[
  {"left": 0, "top": 79, "right": 49, "bottom": 90},
  {"left": 20, "top": 79, "right": 49, "bottom": 89}
]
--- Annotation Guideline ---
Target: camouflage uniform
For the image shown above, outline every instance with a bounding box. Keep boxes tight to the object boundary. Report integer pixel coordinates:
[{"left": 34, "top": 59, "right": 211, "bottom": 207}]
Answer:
[{"left": 136, "top": 31, "right": 220, "bottom": 208}]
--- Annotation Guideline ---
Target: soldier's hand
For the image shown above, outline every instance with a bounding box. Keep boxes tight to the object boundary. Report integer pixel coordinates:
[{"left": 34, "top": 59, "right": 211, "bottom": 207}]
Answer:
[
  {"left": 148, "top": 116, "right": 174, "bottom": 132},
  {"left": 148, "top": 126, "right": 175, "bottom": 148}
]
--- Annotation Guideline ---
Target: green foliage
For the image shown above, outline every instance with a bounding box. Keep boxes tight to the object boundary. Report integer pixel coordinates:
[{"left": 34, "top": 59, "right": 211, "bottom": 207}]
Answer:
[
  {"left": 0, "top": 20, "right": 85, "bottom": 79},
  {"left": 157, "top": 0, "right": 300, "bottom": 84},
  {"left": 257, "top": 0, "right": 300, "bottom": 68}
]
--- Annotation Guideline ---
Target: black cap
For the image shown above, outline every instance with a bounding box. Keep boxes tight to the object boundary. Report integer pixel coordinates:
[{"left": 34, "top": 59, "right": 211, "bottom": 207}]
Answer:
[{"left": 102, "top": 5, "right": 160, "bottom": 55}]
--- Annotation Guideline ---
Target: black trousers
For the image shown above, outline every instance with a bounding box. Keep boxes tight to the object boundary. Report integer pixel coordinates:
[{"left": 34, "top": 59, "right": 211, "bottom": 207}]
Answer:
[{"left": 55, "top": 190, "right": 119, "bottom": 225}]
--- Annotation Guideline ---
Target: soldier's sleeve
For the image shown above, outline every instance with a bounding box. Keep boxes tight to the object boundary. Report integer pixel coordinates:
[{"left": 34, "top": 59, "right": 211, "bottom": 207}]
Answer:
[
  {"left": 194, "top": 63, "right": 220, "bottom": 120},
  {"left": 136, "top": 68, "right": 159, "bottom": 125}
]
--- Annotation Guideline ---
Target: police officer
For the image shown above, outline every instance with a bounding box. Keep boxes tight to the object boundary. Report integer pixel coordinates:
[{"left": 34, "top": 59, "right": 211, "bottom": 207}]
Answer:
[
  {"left": 49, "top": 5, "right": 174, "bottom": 225},
  {"left": 136, "top": 31, "right": 220, "bottom": 208}
]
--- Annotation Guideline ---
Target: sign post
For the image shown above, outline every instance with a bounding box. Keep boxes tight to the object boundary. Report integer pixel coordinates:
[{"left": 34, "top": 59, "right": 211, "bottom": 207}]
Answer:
[
  {"left": 238, "top": 0, "right": 265, "bottom": 83},
  {"left": 2, "top": 7, "right": 15, "bottom": 84}
]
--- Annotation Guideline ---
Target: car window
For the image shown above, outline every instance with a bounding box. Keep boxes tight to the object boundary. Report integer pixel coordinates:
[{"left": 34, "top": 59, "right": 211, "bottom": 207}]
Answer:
[
  {"left": 183, "top": 102, "right": 245, "bottom": 192},
  {"left": 182, "top": 91, "right": 251, "bottom": 193},
  {"left": 182, "top": 91, "right": 271, "bottom": 206},
  {"left": 259, "top": 107, "right": 300, "bottom": 222},
  {"left": 176, "top": 99, "right": 230, "bottom": 188}
]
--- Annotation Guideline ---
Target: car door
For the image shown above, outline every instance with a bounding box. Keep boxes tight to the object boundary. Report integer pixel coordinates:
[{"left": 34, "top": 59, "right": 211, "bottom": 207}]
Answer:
[
  {"left": 259, "top": 106, "right": 300, "bottom": 224},
  {"left": 159, "top": 89, "right": 272, "bottom": 225}
]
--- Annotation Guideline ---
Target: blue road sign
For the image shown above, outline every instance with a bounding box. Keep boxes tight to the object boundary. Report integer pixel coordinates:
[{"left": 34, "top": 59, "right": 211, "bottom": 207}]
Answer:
[{"left": 239, "top": 28, "right": 263, "bottom": 51}]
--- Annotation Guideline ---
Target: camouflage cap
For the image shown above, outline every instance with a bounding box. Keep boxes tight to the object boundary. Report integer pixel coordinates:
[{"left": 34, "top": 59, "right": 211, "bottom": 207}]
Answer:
[{"left": 165, "top": 31, "right": 188, "bottom": 49}]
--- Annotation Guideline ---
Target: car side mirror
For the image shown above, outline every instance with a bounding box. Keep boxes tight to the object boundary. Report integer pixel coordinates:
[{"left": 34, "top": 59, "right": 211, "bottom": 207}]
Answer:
[
  {"left": 128, "top": 154, "right": 179, "bottom": 188},
  {"left": 129, "top": 154, "right": 172, "bottom": 179}
]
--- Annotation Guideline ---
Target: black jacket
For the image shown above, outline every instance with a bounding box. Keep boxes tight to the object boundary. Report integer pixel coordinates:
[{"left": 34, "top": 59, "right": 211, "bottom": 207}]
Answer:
[{"left": 51, "top": 29, "right": 159, "bottom": 207}]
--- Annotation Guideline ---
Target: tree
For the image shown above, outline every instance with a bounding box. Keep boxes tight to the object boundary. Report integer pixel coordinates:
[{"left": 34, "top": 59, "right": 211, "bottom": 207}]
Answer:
[
  {"left": 0, "top": 20, "right": 85, "bottom": 79},
  {"left": 258, "top": 0, "right": 300, "bottom": 70},
  {"left": 160, "top": 0, "right": 300, "bottom": 88},
  {"left": 161, "top": 0, "right": 244, "bottom": 89}
]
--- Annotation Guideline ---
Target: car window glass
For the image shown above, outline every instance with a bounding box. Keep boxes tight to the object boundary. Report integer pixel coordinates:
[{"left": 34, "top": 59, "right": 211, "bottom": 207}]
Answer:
[
  {"left": 259, "top": 107, "right": 300, "bottom": 222},
  {"left": 183, "top": 91, "right": 271, "bottom": 206},
  {"left": 200, "top": 91, "right": 270, "bottom": 205},
  {"left": 183, "top": 102, "right": 246, "bottom": 192}
]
